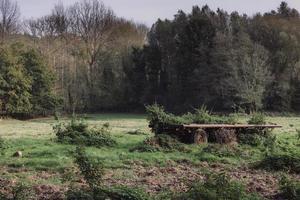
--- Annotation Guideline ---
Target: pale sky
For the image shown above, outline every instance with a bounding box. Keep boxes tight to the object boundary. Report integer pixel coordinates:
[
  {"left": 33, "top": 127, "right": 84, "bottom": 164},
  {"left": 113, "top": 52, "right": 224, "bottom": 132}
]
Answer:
[{"left": 16, "top": 0, "right": 300, "bottom": 26}]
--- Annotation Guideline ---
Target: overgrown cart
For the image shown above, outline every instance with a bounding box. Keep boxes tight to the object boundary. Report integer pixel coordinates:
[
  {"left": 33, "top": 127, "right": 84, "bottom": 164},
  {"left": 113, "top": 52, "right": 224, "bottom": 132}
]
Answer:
[{"left": 150, "top": 124, "right": 282, "bottom": 144}]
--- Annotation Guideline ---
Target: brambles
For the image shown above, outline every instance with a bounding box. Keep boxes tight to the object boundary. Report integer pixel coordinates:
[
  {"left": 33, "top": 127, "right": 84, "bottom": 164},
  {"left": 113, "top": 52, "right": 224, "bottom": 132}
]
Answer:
[
  {"left": 146, "top": 104, "right": 275, "bottom": 146},
  {"left": 146, "top": 104, "right": 189, "bottom": 135},
  {"left": 74, "top": 146, "right": 104, "bottom": 188},
  {"left": 130, "top": 134, "right": 190, "bottom": 153},
  {"left": 297, "top": 129, "right": 300, "bottom": 141},
  {"left": 126, "top": 129, "right": 148, "bottom": 135},
  {"left": 174, "top": 173, "right": 262, "bottom": 200},
  {"left": 146, "top": 104, "right": 237, "bottom": 135},
  {"left": 248, "top": 113, "right": 266, "bottom": 125},
  {"left": 53, "top": 118, "right": 116, "bottom": 148},
  {"left": 279, "top": 176, "right": 300, "bottom": 200},
  {"left": 237, "top": 127, "right": 274, "bottom": 147},
  {"left": 0, "top": 137, "right": 7, "bottom": 155},
  {"left": 67, "top": 146, "right": 150, "bottom": 200},
  {"left": 238, "top": 133, "right": 265, "bottom": 146},
  {"left": 255, "top": 152, "right": 300, "bottom": 173},
  {"left": 97, "top": 186, "right": 150, "bottom": 200},
  {"left": 202, "top": 144, "right": 244, "bottom": 158},
  {"left": 191, "top": 106, "right": 238, "bottom": 124},
  {"left": 209, "top": 128, "right": 237, "bottom": 144}
]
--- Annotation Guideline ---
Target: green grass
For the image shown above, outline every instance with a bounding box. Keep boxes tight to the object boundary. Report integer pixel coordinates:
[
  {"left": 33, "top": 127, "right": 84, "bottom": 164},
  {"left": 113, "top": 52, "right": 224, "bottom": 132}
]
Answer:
[{"left": 0, "top": 114, "right": 300, "bottom": 197}]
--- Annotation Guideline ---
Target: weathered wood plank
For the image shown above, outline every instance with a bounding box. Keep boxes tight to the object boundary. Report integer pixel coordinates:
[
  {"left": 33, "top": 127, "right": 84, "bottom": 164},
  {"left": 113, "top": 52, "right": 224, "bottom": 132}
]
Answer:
[{"left": 182, "top": 124, "right": 282, "bottom": 129}]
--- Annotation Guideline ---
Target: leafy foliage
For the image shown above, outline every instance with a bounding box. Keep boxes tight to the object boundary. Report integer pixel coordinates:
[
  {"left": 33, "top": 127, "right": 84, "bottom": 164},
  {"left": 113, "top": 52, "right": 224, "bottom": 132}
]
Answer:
[
  {"left": 68, "top": 146, "right": 150, "bottom": 200},
  {"left": 74, "top": 146, "right": 104, "bottom": 188},
  {"left": 146, "top": 104, "right": 237, "bottom": 135},
  {"left": 255, "top": 152, "right": 300, "bottom": 173},
  {"left": 248, "top": 113, "right": 266, "bottom": 125},
  {"left": 54, "top": 118, "right": 116, "bottom": 148},
  {"left": 174, "top": 174, "right": 262, "bottom": 200},
  {"left": 0, "top": 43, "right": 60, "bottom": 118},
  {"left": 202, "top": 144, "right": 244, "bottom": 158},
  {"left": 130, "top": 134, "right": 189, "bottom": 153},
  {"left": 0, "top": 137, "right": 7, "bottom": 155},
  {"left": 297, "top": 129, "right": 300, "bottom": 141},
  {"left": 126, "top": 129, "right": 148, "bottom": 135},
  {"left": 279, "top": 176, "right": 300, "bottom": 200}
]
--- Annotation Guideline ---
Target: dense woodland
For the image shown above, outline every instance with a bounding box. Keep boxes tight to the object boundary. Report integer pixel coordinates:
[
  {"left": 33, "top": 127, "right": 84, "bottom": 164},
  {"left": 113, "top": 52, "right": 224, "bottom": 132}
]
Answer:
[{"left": 0, "top": 0, "right": 300, "bottom": 117}]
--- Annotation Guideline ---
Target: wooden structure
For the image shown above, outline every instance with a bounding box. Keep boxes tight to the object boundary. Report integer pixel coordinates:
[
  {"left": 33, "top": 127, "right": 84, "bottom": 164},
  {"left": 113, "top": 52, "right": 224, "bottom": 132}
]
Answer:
[{"left": 153, "top": 123, "right": 282, "bottom": 144}]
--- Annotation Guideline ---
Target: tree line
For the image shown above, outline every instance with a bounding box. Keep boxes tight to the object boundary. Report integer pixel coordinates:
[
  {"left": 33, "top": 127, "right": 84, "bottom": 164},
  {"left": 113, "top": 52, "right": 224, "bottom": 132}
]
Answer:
[
  {"left": 130, "top": 2, "right": 300, "bottom": 113},
  {"left": 0, "top": 0, "right": 300, "bottom": 117}
]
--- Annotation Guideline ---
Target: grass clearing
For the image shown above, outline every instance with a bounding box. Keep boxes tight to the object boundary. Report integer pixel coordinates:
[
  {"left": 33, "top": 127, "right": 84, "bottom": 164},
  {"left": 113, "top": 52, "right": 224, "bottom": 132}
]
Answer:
[{"left": 0, "top": 114, "right": 300, "bottom": 199}]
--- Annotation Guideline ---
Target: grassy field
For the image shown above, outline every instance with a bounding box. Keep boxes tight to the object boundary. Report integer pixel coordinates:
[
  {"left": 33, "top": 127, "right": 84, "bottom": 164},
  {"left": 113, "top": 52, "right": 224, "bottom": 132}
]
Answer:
[{"left": 0, "top": 114, "right": 300, "bottom": 199}]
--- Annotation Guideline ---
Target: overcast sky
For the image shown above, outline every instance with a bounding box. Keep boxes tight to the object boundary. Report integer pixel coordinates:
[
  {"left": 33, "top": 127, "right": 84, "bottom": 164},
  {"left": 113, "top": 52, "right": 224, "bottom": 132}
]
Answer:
[{"left": 16, "top": 0, "right": 300, "bottom": 26}]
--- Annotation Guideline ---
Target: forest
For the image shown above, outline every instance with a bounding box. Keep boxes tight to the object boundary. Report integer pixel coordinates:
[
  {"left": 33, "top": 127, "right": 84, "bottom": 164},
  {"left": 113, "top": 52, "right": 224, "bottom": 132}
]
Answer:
[{"left": 0, "top": 0, "right": 300, "bottom": 117}]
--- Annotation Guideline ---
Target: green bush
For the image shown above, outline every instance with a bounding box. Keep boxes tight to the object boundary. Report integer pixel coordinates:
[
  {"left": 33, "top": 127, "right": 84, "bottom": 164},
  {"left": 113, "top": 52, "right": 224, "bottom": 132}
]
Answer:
[
  {"left": 146, "top": 104, "right": 189, "bottom": 134},
  {"left": 146, "top": 104, "right": 237, "bottom": 135},
  {"left": 126, "top": 129, "right": 148, "bottom": 135},
  {"left": 191, "top": 106, "right": 237, "bottom": 124},
  {"left": 96, "top": 186, "right": 150, "bottom": 200},
  {"left": 0, "top": 137, "right": 7, "bottom": 155},
  {"left": 255, "top": 153, "right": 300, "bottom": 173},
  {"left": 279, "top": 176, "right": 300, "bottom": 200},
  {"left": 74, "top": 146, "right": 104, "bottom": 188},
  {"left": 202, "top": 144, "right": 243, "bottom": 158},
  {"left": 67, "top": 186, "right": 150, "bottom": 200},
  {"left": 238, "top": 128, "right": 274, "bottom": 147},
  {"left": 174, "top": 174, "right": 262, "bottom": 200},
  {"left": 53, "top": 119, "right": 116, "bottom": 148},
  {"left": 297, "top": 129, "right": 300, "bottom": 141},
  {"left": 67, "top": 147, "right": 150, "bottom": 200},
  {"left": 248, "top": 113, "right": 266, "bottom": 125},
  {"left": 130, "top": 134, "right": 190, "bottom": 153},
  {"left": 238, "top": 133, "right": 264, "bottom": 146}
]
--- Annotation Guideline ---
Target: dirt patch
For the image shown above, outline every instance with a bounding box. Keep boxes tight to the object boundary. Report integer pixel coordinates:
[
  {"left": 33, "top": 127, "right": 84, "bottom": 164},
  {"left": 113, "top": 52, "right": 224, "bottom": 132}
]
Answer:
[
  {"left": 34, "top": 185, "right": 65, "bottom": 200},
  {"left": 208, "top": 163, "right": 281, "bottom": 198},
  {"left": 1, "top": 162, "right": 300, "bottom": 199},
  {"left": 104, "top": 161, "right": 300, "bottom": 199},
  {"left": 104, "top": 162, "right": 205, "bottom": 193}
]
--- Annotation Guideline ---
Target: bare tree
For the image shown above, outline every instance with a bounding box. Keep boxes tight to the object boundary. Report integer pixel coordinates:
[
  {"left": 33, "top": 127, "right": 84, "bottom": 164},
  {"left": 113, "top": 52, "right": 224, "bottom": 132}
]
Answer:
[
  {"left": 0, "top": 0, "right": 20, "bottom": 40},
  {"left": 25, "top": 4, "right": 69, "bottom": 38},
  {"left": 68, "top": 0, "right": 117, "bottom": 106}
]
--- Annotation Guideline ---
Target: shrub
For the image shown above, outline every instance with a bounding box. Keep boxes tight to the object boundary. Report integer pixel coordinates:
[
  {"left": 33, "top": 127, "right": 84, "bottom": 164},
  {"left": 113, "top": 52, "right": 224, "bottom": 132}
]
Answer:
[
  {"left": 126, "top": 129, "right": 147, "bottom": 135},
  {"left": 96, "top": 186, "right": 150, "bottom": 200},
  {"left": 130, "top": 134, "right": 189, "bottom": 153},
  {"left": 146, "top": 104, "right": 189, "bottom": 134},
  {"left": 0, "top": 137, "right": 7, "bottom": 155},
  {"left": 191, "top": 106, "right": 237, "bottom": 125},
  {"left": 146, "top": 104, "right": 237, "bottom": 135},
  {"left": 74, "top": 146, "right": 104, "bottom": 188},
  {"left": 297, "top": 129, "right": 300, "bottom": 141},
  {"left": 255, "top": 153, "right": 300, "bottom": 173},
  {"left": 174, "top": 173, "right": 262, "bottom": 200},
  {"left": 279, "top": 176, "right": 300, "bottom": 200},
  {"left": 237, "top": 128, "right": 274, "bottom": 146},
  {"left": 53, "top": 118, "right": 116, "bottom": 148},
  {"left": 67, "top": 186, "right": 150, "bottom": 200},
  {"left": 248, "top": 113, "right": 266, "bottom": 125},
  {"left": 209, "top": 128, "right": 237, "bottom": 144},
  {"left": 68, "top": 147, "right": 150, "bottom": 200},
  {"left": 238, "top": 133, "right": 264, "bottom": 146},
  {"left": 202, "top": 144, "right": 243, "bottom": 158},
  {"left": 129, "top": 142, "right": 159, "bottom": 153}
]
